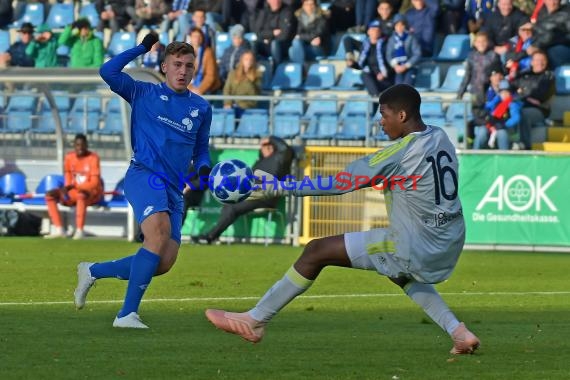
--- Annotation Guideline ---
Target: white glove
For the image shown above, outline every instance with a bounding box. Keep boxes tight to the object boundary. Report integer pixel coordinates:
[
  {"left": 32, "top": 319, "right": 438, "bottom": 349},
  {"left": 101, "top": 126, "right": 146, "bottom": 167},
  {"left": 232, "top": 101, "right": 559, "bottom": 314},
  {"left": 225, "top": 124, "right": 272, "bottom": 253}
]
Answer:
[{"left": 247, "top": 169, "right": 285, "bottom": 201}]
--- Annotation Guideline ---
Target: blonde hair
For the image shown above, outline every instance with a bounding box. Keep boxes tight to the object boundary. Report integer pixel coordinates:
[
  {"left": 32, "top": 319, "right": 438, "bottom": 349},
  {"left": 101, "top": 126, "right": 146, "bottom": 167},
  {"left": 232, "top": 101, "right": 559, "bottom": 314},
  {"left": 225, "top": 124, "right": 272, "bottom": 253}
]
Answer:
[{"left": 234, "top": 51, "right": 258, "bottom": 83}]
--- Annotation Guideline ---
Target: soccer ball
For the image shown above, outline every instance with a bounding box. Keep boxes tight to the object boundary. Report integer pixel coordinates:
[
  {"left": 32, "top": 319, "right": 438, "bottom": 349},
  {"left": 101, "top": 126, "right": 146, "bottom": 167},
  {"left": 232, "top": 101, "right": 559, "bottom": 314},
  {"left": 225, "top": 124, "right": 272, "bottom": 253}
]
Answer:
[{"left": 210, "top": 159, "right": 255, "bottom": 204}]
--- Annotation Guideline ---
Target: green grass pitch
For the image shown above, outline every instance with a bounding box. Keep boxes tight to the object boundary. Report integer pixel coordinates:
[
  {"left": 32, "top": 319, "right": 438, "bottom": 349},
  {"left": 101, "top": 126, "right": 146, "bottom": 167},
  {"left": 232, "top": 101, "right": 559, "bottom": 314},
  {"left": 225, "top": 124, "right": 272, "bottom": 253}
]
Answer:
[{"left": 1, "top": 238, "right": 569, "bottom": 379}]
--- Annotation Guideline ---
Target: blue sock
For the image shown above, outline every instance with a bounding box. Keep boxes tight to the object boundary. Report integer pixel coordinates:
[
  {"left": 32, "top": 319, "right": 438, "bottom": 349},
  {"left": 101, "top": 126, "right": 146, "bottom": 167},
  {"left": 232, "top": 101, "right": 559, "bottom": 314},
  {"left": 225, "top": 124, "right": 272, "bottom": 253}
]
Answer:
[
  {"left": 117, "top": 248, "right": 160, "bottom": 318},
  {"left": 90, "top": 255, "right": 134, "bottom": 280}
]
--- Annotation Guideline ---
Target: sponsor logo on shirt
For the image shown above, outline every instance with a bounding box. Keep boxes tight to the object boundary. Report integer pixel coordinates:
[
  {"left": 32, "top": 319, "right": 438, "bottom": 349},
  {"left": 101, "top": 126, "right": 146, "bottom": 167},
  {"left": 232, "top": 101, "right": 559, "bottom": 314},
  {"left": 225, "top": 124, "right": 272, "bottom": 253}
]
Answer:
[{"left": 157, "top": 115, "right": 194, "bottom": 133}]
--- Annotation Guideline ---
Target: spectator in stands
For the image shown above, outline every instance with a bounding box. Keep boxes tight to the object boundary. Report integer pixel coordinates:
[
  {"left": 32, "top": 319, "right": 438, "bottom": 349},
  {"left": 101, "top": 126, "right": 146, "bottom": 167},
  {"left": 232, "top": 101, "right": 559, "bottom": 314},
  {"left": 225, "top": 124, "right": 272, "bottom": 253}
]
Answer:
[
  {"left": 221, "top": 0, "right": 263, "bottom": 31},
  {"left": 482, "top": 0, "right": 529, "bottom": 58},
  {"left": 95, "top": 0, "right": 137, "bottom": 33},
  {"left": 511, "top": 50, "right": 555, "bottom": 149},
  {"left": 190, "top": 0, "right": 224, "bottom": 30},
  {"left": 187, "top": 27, "right": 222, "bottom": 95},
  {"left": 193, "top": 136, "right": 294, "bottom": 245},
  {"left": 0, "top": 0, "right": 13, "bottom": 29},
  {"left": 355, "top": 0, "right": 379, "bottom": 32},
  {"left": 473, "top": 79, "right": 522, "bottom": 149},
  {"left": 187, "top": 8, "right": 216, "bottom": 48},
  {"left": 288, "top": 0, "right": 330, "bottom": 65},
  {"left": 376, "top": 0, "right": 396, "bottom": 36},
  {"left": 328, "top": 0, "right": 356, "bottom": 36},
  {"left": 505, "top": 20, "right": 533, "bottom": 80},
  {"left": 219, "top": 24, "right": 251, "bottom": 82},
  {"left": 44, "top": 133, "right": 103, "bottom": 240},
  {"left": 346, "top": 20, "right": 393, "bottom": 97},
  {"left": 404, "top": 0, "right": 439, "bottom": 58},
  {"left": 486, "top": 62, "right": 506, "bottom": 101},
  {"left": 465, "top": 0, "right": 495, "bottom": 35},
  {"left": 251, "top": 0, "right": 297, "bottom": 66},
  {"left": 386, "top": 15, "right": 421, "bottom": 85},
  {"left": 141, "top": 30, "right": 165, "bottom": 72},
  {"left": 160, "top": 0, "right": 192, "bottom": 42},
  {"left": 527, "top": 0, "right": 570, "bottom": 69},
  {"left": 457, "top": 31, "right": 502, "bottom": 137},
  {"left": 58, "top": 18, "right": 104, "bottom": 68},
  {"left": 223, "top": 50, "right": 262, "bottom": 118},
  {"left": 25, "top": 24, "right": 58, "bottom": 68},
  {"left": 0, "top": 22, "right": 35, "bottom": 68},
  {"left": 133, "top": 0, "right": 171, "bottom": 33},
  {"left": 439, "top": 0, "right": 466, "bottom": 34}
]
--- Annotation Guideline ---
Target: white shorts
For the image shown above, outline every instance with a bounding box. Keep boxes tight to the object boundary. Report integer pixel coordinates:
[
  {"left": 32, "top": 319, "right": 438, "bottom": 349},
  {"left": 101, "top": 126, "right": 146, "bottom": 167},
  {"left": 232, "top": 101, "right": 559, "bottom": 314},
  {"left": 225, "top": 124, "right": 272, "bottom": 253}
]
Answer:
[{"left": 345, "top": 228, "right": 413, "bottom": 280}]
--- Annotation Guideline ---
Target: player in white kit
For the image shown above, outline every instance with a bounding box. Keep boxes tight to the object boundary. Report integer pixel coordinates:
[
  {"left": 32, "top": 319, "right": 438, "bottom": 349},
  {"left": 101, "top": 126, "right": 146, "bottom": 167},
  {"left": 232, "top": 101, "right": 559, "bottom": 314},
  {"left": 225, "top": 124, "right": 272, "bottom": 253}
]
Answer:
[{"left": 205, "top": 84, "right": 480, "bottom": 354}]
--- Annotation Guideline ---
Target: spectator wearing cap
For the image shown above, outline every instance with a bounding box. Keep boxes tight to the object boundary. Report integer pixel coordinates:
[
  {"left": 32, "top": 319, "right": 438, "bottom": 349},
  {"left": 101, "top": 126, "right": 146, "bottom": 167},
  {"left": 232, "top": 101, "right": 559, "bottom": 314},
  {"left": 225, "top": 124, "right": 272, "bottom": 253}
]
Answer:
[
  {"left": 404, "top": 0, "right": 439, "bottom": 57},
  {"left": 346, "top": 19, "right": 393, "bottom": 97},
  {"left": 0, "top": 22, "right": 35, "bottom": 68},
  {"left": 386, "top": 14, "right": 421, "bottom": 85},
  {"left": 473, "top": 79, "right": 522, "bottom": 150},
  {"left": 25, "top": 24, "right": 59, "bottom": 68},
  {"left": 288, "top": 0, "right": 330, "bottom": 65},
  {"left": 219, "top": 24, "right": 251, "bottom": 82},
  {"left": 485, "top": 63, "right": 506, "bottom": 102},
  {"left": 58, "top": 18, "right": 104, "bottom": 68}
]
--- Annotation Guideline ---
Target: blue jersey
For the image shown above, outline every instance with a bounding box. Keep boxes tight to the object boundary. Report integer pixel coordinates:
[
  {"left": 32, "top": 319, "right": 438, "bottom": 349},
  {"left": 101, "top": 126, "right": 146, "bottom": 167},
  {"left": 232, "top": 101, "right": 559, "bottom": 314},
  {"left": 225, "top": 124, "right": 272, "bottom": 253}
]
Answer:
[{"left": 100, "top": 45, "right": 211, "bottom": 193}]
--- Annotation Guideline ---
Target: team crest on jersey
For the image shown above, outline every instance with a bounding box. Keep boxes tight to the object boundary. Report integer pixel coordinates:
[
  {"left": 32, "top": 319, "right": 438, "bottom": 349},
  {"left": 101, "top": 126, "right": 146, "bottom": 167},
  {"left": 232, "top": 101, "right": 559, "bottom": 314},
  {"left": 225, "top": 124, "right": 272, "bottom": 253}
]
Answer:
[
  {"left": 160, "top": 95, "right": 169, "bottom": 101},
  {"left": 190, "top": 108, "right": 199, "bottom": 117},
  {"left": 182, "top": 118, "right": 193, "bottom": 131}
]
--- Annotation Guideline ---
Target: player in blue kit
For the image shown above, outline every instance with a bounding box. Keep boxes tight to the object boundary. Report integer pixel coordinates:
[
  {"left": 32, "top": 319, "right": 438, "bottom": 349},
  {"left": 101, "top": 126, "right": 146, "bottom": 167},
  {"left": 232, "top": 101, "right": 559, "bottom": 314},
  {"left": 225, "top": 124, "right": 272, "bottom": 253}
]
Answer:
[{"left": 73, "top": 33, "right": 212, "bottom": 328}]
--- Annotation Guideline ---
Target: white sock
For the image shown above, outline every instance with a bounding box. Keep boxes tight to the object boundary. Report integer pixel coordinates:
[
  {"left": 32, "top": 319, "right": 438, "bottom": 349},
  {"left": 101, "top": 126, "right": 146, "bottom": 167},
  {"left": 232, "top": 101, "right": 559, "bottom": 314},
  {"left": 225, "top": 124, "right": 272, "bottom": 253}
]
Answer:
[
  {"left": 249, "top": 266, "right": 314, "bottom": 323},
  {"left": 404, "top": 281, "right": 460, "bottom": 335}
]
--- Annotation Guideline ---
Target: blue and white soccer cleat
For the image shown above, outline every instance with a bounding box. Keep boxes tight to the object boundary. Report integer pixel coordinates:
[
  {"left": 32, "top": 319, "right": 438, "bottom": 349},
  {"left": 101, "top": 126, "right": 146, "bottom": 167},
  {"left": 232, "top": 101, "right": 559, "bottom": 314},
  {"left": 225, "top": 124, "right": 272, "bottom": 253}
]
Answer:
[{"left": 74, "top": 262, "right": 95, "bottom": 309}]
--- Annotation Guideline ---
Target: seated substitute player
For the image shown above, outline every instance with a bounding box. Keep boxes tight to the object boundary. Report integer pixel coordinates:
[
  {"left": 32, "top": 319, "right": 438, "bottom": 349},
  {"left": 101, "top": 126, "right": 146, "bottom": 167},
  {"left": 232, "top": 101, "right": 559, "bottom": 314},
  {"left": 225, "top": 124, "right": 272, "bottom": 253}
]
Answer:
[
  {"left": 44, "top": 133, "right": 103, "bottom": 240},
  {"left": 205, "top": 84, "right": 481, "bottom": 355},
  {"left": 73, "top": 34, "right": 212, "bottom": 328}
]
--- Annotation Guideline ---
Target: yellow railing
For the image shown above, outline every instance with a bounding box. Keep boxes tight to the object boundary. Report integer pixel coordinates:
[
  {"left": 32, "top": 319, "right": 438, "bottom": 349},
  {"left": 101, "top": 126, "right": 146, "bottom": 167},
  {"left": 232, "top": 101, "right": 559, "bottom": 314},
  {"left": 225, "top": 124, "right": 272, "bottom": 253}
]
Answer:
[{"left": 299, "top": 146, "right": 390, "bottom": 245}]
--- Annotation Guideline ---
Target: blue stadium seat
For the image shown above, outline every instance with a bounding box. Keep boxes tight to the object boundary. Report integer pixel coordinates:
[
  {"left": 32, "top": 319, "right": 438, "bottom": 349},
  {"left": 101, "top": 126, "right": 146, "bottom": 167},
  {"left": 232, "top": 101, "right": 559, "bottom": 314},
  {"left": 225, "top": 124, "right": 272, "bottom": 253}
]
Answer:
[
  {"left": 234, "top": 109, "right": 269, "bottom": 138},
  {"left": 0, "top": 30, "right": 10, "bottom": 53},
  {"left": 324, "top": 33, "right": 366, "bottom": 60},
  {"left": 5, "top": 94, "right": 38, "bottom": 133},
  {"left": 22, "top": 174, "right": 64, "bottom": 205},
  {"left": 13, "top": 3, "right": 45, "bottom": 27},
  {"left": 302, "top": 63, "right": 336, "bottom": 90},
  {"left": 79, "top": 3, "right": 100, "bottom": 28},
  {"left": 270, "top": 62, "right": 302, "bottom": 91},
  {"left": 301, "top": 113, "right": 338, "bottom": 140},
  {"left": 97, "top": 97, "right": 124, "bottom": 135},
  {"left": 445, "top": 101, "right": 471, "bottom": 140},
  {"left": 421, "top": 98, "right": 446, "bottom": 127},
  {"left": 244, "top": 32, "right": 257, "bottom": 45},
  {"left": 434, "top": 34, "right": 471, "bottom": 61},
  {"left": 274, "top": 94, "right": 304, "bottom": 115},
  {"left": 258, "top": 60, "right": 273, "bottom": 91},
  {"left": 336, "top": 114, "right": 368, "bottom": 140},
  {"left": 35, "top": 93, "right": 71, "bottom": 134},
  {"left": 554, "top": 65, "right": 570, "bottom": 95},
  {"left": 340, "top": 95, "right": 371, "bottom": 117},
  {"left": 414, "top": 61, "right": 441, "bottom": 91},
  {"left": 210, "top": 108, "right": 235, "bottom": 137},
  {"left": 372, "top": 112, "right": 389, "bottom": 141},
  {"left": 436, "top": 64, "right": 466, "bottom": 93},
  {"left": 107, "top": 32, "right": 136, "bottom": 57},
  {"left": 0, "top": 172, "right": 27, "bottom": 204},
  {"left": 46, "top": 3, "right": 75, "bottom": 29},
  {"left": 302, "top": 94, "right": 338, "bottom": 120},
  {"left": 331, "top": 67, "right": 364, "bottom": 91},
  {"left": 215, "top": 32, "right": 231, "bottom": 61},
  {"left": 67, "top": 93, "right": 102, "bottom": 133},
  {"left": 273, "top": 113, "right": 301, "bottom": 138}
]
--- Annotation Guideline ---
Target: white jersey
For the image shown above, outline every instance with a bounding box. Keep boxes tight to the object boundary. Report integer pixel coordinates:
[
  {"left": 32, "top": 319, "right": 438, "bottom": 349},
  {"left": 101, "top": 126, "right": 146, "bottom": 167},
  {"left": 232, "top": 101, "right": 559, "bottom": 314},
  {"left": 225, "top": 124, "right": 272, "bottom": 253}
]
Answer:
[{"left": 292, "top": 126, "right": 465, "bottom": 283}]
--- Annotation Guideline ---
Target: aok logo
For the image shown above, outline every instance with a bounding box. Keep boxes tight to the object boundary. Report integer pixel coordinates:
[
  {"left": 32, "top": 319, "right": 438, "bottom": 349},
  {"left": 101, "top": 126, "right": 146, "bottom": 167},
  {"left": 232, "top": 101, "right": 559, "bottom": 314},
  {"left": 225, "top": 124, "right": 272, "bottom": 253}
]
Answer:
[{"left": 475, "top": 175, "right": 558, "bottom": 212}]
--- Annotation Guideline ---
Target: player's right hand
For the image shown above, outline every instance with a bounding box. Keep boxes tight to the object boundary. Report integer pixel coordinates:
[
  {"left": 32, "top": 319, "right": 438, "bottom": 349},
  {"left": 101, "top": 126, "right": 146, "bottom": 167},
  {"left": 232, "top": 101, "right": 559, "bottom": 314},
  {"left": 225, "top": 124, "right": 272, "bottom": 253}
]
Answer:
[{"left": 141, "top": 33, "right": 159, "bottom": 52}]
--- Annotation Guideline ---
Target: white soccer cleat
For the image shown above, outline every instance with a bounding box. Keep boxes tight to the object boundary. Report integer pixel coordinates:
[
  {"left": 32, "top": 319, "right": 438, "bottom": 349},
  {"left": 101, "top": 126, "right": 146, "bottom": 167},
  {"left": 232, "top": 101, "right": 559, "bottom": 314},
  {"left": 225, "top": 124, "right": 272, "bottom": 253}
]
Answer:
[
  {"left": 44, "top": 227, "right": 66, "bottom": 239},
  {"left": 113, "top": 312, "right": 149, "bottom": 329},
  {"left": 74, "top": 262, "right": 95, "bottom": 309},
  {"left": 72, "top": 229, "right": 85, "bottom": 240}
]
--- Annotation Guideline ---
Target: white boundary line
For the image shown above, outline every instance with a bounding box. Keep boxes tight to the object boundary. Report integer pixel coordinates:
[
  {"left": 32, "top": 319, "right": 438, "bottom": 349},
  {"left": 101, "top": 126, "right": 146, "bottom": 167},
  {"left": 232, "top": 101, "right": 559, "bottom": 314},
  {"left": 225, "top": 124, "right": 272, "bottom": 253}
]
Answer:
[{"left": 1, "top": 291, "right": 570, "bottom": 307}]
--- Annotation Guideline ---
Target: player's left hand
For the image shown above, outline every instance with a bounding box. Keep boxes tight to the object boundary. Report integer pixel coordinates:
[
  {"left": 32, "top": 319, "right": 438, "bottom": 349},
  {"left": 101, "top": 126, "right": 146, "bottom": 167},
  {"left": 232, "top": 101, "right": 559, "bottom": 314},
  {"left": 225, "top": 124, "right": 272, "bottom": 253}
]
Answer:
[{"left": 141, "top": 33, "right": 159, "bottom": 52}]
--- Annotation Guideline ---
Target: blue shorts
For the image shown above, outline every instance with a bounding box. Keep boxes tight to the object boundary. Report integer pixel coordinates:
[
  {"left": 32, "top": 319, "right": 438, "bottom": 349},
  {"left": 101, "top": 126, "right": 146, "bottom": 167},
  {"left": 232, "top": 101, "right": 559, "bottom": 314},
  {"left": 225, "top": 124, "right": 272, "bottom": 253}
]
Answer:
[{"left": 124, "top": 163, "right": 184, "bottom": 244}]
